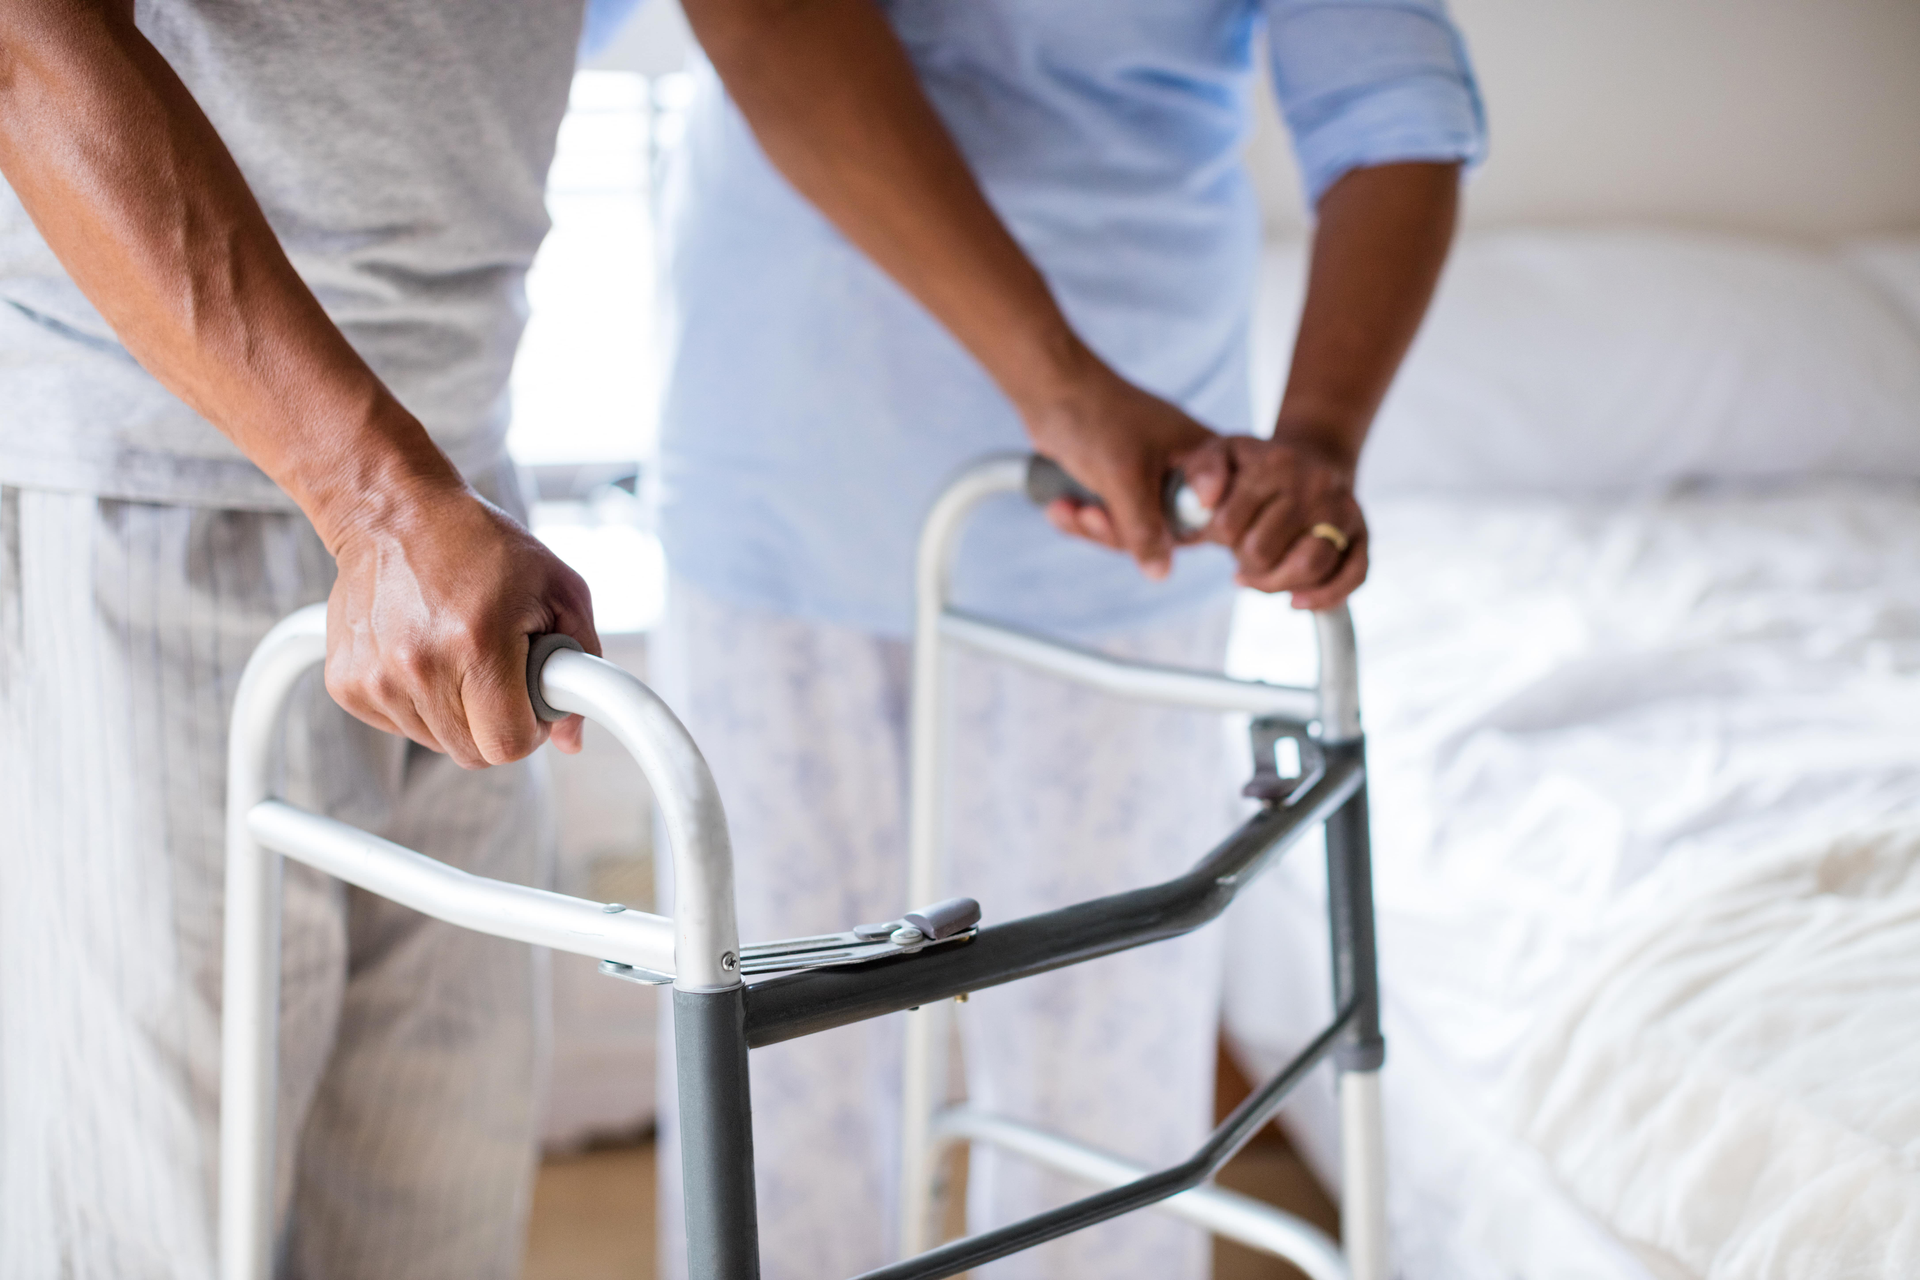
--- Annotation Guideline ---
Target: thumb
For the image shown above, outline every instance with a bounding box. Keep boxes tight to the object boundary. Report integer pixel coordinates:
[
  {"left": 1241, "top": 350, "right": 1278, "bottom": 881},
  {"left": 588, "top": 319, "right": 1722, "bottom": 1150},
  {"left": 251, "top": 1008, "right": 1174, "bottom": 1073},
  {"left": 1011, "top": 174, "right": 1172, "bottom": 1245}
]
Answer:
[{"left": 1107, "top": 464, "right": 1173, "bottom": 580}]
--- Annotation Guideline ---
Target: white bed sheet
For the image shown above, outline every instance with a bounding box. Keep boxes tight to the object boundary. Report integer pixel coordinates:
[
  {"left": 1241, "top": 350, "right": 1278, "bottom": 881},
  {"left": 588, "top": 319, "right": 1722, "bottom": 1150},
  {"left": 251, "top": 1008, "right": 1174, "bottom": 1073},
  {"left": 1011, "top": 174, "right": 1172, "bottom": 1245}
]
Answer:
[{"left": 1220, "top": 481, "right": 1920, "bottom": 1279}]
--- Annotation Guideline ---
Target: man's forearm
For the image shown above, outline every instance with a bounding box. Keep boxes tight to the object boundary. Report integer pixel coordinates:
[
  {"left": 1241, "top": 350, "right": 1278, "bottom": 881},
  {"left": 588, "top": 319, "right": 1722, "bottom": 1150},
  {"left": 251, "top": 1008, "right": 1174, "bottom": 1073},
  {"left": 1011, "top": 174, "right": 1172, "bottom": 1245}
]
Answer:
[
  {"left": 1178, "top": 161, "right": 1458, "bottom": 607},
  {"left": 687, "top": 0, "right": 1235, "bottom": 574},
  {"left": 1277, "top": 161, "right": 1460, "bottom": 464},
  {"left": 684, "top": 0, "right": 1093, "bottom": 420},
  {"left": 0, "top": 1, "right": 462, "bottom": 549},
  {"left": 0, "top": 2, "right": 600, "bottom": 765}
]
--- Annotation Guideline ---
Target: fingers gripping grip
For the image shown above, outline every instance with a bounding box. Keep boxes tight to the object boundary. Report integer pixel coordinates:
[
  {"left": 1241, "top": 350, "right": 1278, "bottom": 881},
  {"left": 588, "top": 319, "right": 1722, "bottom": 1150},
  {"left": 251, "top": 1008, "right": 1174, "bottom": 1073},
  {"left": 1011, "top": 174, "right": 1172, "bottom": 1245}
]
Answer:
[
  {"left": 527, "top": 633, "right": 586, "bottom": 722},
  {"left": 1025, "top": 455, "right": 1212, "bottom": 539}
]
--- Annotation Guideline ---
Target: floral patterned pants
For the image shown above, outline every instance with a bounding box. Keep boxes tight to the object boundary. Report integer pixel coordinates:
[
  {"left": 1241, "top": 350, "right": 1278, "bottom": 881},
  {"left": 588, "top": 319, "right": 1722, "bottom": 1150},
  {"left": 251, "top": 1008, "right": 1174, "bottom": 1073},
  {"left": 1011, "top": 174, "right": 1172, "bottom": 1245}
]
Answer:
[{"left": 652, "top": 579, "right": 1239, "bottom": 1280}]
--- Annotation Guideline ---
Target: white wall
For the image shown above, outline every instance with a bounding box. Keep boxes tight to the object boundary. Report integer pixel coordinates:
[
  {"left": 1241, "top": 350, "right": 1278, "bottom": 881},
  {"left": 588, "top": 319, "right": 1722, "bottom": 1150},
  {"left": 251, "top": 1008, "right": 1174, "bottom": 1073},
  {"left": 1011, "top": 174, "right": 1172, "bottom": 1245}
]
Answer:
[
  {"left": 1250, "top": 0, "right": 1920, "bottom": 240},
  {"left": 591, "top": 0, "right": 1920, "bottom": 239}
]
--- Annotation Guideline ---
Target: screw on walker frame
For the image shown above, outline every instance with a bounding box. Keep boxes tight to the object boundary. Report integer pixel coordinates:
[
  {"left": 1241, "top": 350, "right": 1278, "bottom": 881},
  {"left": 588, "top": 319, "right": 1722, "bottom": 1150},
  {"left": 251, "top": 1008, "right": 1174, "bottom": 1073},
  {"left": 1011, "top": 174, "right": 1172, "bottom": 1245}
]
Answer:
[{"left": 217, "top": 452, "right": 1387, "bottom": 1280}]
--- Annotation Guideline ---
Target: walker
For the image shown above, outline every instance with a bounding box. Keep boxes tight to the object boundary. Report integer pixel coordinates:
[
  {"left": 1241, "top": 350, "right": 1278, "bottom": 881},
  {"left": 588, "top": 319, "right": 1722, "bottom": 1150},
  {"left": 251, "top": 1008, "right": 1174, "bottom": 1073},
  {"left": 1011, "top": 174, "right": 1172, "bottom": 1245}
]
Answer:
[{"left": 219, "top": 454, "right": 1388, "bottom": 1280}]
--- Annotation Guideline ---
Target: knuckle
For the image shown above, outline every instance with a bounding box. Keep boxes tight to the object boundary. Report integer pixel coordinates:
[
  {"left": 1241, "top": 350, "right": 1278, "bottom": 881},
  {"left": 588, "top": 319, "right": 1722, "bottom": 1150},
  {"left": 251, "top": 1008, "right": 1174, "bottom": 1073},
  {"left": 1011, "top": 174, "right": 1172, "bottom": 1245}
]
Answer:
[
  {"left": 367, "top": 667, "right": 406, "bottom": 705},
  {"left": 1215, "top": 497, "right": 1259, "bottom": 540},
  {"left": 434, "top": 727, "right": 484, "bottom": 769},
  {"left": 448, "top": 616, "right": 491, "bottom": 655},
  {"left": 479, "top": 724, "right": 539, "bottom": 767},
  {"left": 322, "top": 663, "right": 359, "bottom": 708},
  {"left": 1245, "top": 521, "right": 1294, "bottom": 565},
  {"left": 389, "top": 643, "right": 433, "bottom": 682}
]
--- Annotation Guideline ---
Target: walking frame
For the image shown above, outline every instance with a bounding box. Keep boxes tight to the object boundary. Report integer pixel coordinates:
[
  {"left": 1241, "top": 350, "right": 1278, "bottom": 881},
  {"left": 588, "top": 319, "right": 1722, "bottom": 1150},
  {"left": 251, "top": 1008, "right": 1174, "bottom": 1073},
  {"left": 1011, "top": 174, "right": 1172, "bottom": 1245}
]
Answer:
[{"left": 219, "top": 454, "right": 1388, "bottom": 1280}]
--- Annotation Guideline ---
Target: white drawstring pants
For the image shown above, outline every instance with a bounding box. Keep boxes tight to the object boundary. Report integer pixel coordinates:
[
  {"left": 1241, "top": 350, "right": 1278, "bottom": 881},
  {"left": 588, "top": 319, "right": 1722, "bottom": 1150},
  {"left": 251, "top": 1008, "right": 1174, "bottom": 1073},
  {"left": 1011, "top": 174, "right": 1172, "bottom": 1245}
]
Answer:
[{"left": 0, "top": 486, "right": 548, "bottom": 1280}]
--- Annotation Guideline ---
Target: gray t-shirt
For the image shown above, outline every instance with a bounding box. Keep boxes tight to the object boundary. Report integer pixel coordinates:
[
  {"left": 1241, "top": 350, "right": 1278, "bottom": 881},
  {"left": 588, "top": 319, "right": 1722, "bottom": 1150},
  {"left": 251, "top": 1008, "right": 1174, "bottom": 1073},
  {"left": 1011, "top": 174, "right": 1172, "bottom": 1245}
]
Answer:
[{"left": 0, "top": 0, "right": 583, "bottom": 509}]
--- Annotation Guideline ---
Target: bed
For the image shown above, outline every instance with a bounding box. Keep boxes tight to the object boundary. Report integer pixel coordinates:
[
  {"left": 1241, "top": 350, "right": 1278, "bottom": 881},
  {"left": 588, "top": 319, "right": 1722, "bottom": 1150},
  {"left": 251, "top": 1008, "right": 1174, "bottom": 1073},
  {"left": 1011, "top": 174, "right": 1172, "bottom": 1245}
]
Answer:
[{"left": 1220, "top": 225, "right": 1920, "bottom": 1278}]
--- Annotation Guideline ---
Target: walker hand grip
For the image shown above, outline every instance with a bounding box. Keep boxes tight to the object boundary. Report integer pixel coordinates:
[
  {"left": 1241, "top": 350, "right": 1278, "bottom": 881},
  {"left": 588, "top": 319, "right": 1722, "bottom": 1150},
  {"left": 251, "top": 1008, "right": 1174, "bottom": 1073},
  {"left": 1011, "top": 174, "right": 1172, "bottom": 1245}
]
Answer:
[
  {"left": 526, "top": 633, "right": 586, "bottom": 722},
  {"left": 1025, "top": 455, "right": 1212, "bottom": 539}
]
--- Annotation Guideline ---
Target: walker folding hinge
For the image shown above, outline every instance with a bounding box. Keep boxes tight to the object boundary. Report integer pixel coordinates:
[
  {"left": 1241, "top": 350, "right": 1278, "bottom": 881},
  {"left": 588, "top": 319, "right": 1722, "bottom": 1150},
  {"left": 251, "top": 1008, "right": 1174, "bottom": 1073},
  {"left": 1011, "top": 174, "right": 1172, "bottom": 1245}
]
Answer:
[
  {"left": 1243, "top": 717, "right": 1326, "bottom": 806},
  {"left": 598, "top": 896, "right": 982, "bottom": 986},
  {"left": 736, "top": 896, "right": 982, "bottom": 975}
]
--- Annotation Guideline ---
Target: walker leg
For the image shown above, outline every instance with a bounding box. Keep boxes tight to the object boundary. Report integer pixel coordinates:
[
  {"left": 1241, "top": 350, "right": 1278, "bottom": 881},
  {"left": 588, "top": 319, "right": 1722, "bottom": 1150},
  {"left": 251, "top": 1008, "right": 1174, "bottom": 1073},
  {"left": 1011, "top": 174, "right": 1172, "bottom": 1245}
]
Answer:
[
  {"left": 1324, "top": 770, "right": 1382, "bottom": 1068},
  {"left": 676, "top": 986, "right": 761, "bottom": 1279},
  {"left": 1324, "top": 767, "right": 1389, "bottom": 1278},
  {"left": 900, "top": 574, "right": 955, "bottom": 1259},
  {"left": 1339, "top": 1069, "right": 1389, "bottom": 1280},
  {"left": 219, "top": 835, "right": 282, "bottom": 1280}
]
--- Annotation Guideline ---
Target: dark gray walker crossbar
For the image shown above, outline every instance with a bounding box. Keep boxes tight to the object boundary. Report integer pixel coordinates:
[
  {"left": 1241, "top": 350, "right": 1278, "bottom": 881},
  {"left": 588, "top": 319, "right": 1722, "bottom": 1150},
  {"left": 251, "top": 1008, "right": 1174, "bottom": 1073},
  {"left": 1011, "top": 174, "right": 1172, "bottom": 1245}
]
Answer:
[
  {"left": 217, "top": 453, "right": 1383, "bottom": 1280},
  {"left": 752, "top": 747, "right": 1373, "bottom": 1280}
]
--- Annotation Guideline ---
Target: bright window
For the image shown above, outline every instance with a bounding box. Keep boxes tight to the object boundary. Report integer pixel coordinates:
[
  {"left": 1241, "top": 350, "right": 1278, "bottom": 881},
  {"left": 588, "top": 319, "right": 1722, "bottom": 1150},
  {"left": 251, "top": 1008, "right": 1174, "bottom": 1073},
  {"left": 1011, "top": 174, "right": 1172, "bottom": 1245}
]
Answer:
[{"left": 512, "top": 68, "right": 690, "bottom": 633}]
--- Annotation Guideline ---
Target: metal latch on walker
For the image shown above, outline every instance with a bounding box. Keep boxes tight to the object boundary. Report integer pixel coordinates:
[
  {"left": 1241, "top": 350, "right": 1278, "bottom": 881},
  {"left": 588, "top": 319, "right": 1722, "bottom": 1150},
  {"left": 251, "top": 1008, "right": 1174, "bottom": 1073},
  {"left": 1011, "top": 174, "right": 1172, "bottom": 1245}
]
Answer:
[{"left": 599, "top": 896, "right": 983, "bottom": 985}]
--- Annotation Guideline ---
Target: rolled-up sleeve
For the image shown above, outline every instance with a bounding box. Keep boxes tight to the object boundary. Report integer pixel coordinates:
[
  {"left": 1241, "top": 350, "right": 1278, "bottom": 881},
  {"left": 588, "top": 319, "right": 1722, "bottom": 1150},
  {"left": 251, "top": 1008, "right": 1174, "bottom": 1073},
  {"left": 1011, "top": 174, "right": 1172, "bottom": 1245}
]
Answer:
[{"left": 1263, "top": 0, "right": 1487, "bottom": 206}]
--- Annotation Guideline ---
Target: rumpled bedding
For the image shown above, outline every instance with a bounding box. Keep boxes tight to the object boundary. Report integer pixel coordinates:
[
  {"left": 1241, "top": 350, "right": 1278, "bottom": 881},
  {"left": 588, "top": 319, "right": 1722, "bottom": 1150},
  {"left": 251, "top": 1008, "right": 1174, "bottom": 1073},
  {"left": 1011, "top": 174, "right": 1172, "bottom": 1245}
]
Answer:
[
  {"left": 1509, "top": 825, "right": 1920, "bottom": 1278},
  {"left": 1221, "top": 480, "right": 1920, "bottom": 1280}
]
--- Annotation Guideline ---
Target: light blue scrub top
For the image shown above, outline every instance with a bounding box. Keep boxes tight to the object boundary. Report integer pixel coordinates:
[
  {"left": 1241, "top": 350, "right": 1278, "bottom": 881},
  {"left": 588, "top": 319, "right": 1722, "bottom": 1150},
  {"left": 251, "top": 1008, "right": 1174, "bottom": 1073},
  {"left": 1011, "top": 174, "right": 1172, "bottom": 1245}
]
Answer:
[{"left": 657, "top": 0, "right": 1485, "bottom": 639}]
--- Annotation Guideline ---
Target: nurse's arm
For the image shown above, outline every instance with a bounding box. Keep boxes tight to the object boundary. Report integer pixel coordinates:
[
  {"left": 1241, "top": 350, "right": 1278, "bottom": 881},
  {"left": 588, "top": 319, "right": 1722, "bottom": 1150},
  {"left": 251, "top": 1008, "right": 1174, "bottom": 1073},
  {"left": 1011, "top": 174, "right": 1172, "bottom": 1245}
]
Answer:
[
  {"left": 0, "top": 0, "right": 598, "bottom": 764},
  {"left": 1190, "top": 160, "right": 1461, "bottom": 611},
  {"left": 684, "top": 0, "right": 1209, "bottom": 581}
]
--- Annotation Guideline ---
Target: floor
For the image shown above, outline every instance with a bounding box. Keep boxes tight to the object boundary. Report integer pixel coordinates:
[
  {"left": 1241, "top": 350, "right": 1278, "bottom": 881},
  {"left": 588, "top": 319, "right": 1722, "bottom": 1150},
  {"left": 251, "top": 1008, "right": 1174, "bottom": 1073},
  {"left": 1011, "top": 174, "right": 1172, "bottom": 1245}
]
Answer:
[
  {"left": 522, "top": 1047, "right": 1340, "bottom": 1280},
  {"left": 524, "top": 1143, "right": 658, "bottom": 1280}
]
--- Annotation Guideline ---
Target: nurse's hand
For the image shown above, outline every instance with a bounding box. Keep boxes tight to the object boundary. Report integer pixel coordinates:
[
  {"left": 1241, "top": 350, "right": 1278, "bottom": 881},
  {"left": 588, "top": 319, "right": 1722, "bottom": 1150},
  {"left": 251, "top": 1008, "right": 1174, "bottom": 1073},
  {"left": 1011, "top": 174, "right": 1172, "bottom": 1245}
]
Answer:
[
  {"left": 323, "top": 478, "right": 602, "bottom": 768},
  {"left": 1028, "top": 365, "right": 1217, "bottom": 580},
  {"left": 1179, "top": 430, "right": 1369, "bottom": 610}
]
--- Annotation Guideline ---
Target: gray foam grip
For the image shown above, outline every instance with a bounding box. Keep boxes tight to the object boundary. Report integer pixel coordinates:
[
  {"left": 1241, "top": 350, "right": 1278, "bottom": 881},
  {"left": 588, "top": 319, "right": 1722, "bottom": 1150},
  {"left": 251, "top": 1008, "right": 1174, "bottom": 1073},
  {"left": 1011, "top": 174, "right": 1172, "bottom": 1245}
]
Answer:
[
  {"left": 1025, "top": 455, "right": 1210, "bottom": 538},
  {"left": 526, "top": 633, "right": 586, "bottom": 722},
  {"left": 1025, "top": 455, "right": 1098, "bottom": 507}
]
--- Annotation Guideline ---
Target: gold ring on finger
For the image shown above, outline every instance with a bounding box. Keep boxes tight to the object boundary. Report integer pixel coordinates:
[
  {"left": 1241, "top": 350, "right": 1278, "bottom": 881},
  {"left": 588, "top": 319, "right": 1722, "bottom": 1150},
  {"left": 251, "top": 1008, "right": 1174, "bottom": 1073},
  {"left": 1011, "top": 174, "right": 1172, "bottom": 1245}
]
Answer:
[{"left": 1308, "top": 522, "right": 1350, "bottom": 554}]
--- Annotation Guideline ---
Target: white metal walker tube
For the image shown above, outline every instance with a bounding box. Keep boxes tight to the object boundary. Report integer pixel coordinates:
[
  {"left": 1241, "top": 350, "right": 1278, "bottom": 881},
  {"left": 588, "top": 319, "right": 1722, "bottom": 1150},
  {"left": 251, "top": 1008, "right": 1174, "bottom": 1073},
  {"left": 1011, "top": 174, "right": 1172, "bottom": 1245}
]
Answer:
[
  {"left": 897, "top": 455, "right": 1028, "bottom": 1255},
  {"left": 931, "top": 1106, "right": 1347, "bottom": 1280},
  {"left": 1341, "top": 1070, "right": 1390, "bottom": 1280},
  {"left": 218, "top": 604, "right": 739, "bottom": 1280},
  {"left": 220, "top": 608, "right": 327, "bottom": 1280}
]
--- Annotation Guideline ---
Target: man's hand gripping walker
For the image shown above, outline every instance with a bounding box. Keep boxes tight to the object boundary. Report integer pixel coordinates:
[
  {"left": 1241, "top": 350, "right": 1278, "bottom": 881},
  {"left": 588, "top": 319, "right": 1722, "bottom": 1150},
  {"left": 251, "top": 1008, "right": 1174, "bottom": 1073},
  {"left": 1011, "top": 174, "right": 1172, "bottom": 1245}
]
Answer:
[{"left": 219, "top": 455, "right": 1388, "bottom": 1280}]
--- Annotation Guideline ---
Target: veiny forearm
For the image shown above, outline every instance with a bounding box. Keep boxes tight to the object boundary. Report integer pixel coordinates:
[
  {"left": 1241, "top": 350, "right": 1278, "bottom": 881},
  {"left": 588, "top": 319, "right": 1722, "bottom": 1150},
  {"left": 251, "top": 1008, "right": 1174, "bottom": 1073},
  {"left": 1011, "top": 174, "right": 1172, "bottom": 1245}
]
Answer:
[
  {"left": 1277, "top": 161, "right": 1460, "bottom": 465},
  {"left": 0, "top": 1, "right": 461, "bottom": 548},
  {"left": 683, "top": 0, "right": 1093, "bottom": 417},
  {"left": 0, "top": 3, "right": 598, "bottom": 764}
]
